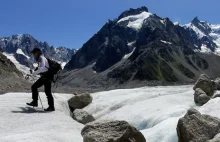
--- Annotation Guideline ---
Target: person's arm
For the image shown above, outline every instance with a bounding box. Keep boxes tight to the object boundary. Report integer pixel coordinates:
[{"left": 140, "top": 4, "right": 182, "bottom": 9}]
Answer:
[{"left": 32, "top": 57, "right": 48, "bottom": 76}]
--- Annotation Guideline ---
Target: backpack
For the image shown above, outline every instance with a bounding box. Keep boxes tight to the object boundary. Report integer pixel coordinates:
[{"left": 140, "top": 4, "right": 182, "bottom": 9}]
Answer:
[{"left": 46, "top": 58, "right": 62, "bottom": 75}]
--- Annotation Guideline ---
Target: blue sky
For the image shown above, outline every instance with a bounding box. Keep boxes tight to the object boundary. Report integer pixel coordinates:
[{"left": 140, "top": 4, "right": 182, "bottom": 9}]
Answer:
[{"left": 0, "top": 0, "right": 219, "bottom": 49}]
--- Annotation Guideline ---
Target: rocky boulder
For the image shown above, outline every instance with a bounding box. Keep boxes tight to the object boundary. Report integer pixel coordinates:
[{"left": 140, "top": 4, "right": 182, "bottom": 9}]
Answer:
[
  {"left": 68, "top": 93, "right": 92, "bottom": 110},
  {"left": 81, "top": 120, "right": 146, "bottom": 142},
  {"left": 193, "top": 74, "right": 215, "bottom": 97},
  {"left": 194, "top": 88, "right": 211, "bottom": 105},
  {"left": 72, "top": 109, "right": 95, "bottom": 124},
  {"left": 177, "top": 108, "right": 220, "bottom": 142},
  {"left": 214, "top": 77, "right": 220, "bottom": 90}
]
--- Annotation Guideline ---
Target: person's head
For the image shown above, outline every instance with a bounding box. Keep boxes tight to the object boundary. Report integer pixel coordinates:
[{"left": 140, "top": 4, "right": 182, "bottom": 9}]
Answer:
[{"left": 31, "top": 48, "right": 42, "bottom": 61}]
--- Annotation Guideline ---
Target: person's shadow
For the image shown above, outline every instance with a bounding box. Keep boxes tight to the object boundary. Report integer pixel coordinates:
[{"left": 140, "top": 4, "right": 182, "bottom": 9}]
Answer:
[{"left": 11, "top": 107, "right": 45, "bottom": 114}]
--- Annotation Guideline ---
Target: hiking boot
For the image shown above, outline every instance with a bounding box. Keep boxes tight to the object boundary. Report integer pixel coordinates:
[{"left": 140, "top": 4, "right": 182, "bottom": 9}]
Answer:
[
  {"left": 26, "top": 101, "right": 38, "bottom": 107},
  {"left": 44, "top": 106, "right": 55, "bottom": 112}
]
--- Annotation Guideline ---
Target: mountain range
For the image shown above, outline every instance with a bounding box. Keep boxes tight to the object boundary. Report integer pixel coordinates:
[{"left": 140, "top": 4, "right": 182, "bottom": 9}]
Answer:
[
  {"left": 1, "top": 6, "right": 220, "bottom": 92},
  {"left": 58, "top": 6, "right": 220, "bottom": 92},
  {"left": 0, "top": 34, "right": 76, "bottom": 72}
]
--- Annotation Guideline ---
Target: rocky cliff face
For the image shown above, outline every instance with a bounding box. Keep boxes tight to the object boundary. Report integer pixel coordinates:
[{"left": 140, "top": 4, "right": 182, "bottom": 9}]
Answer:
[{"left": 0, "top": 52, "right": 29, "bottom": 93}]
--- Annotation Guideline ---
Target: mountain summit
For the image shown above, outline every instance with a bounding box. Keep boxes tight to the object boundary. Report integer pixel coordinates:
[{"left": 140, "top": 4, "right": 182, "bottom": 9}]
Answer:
[{"left": 60, "top": 7, "right": 220, "bottom": 91}]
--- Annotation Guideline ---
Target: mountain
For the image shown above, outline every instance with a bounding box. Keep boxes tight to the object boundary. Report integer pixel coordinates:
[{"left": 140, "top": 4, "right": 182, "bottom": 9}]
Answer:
[
  {"left": 58, "top": 7, "right": 220, "bottom": 91},
  {"left": 0, "top": 34, "right": 76, "bottom": 73},
  {"left": 0, "top": 51, "right": 30, "bottom": 93},
  {"left": 184, "top": 17, "right": 220, "bottom": 53}
]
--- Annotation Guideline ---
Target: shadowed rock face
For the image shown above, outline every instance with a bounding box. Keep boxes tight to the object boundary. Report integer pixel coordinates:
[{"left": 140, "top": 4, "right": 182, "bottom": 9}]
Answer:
[
  {"left": 0, "top": 52, "right": 30, "bottom": 93},
  {"left": 177, "top": 109, "right": 220, "bottom": 142},
  {"left": 65, "top": 20, "right": 137, "bottom": 72},
  {"left": 81, "top": 120, "right": 146, "bottom": 142}
]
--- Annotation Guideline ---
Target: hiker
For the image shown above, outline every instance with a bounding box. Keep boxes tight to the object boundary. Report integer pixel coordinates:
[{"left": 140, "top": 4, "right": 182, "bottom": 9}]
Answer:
[{"left": 26, "top": 47, "right": 55, "bottom": 112}]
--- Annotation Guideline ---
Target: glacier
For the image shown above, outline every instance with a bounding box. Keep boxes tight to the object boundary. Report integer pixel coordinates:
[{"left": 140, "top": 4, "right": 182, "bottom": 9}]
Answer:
[{"left": 1, "top": 86, "right": 220, "bottom": 142}]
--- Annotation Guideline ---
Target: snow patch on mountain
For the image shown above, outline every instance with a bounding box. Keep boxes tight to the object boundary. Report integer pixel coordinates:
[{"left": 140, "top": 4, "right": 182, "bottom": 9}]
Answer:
[
  {"left": 123, "top": 48, "right": 136, "bottom": 59},
  {"left": 16, "top": 48, "right": 30, "bottom": 59},
  {"left": 200, "top": 44, "right": 212, "bottom": 53},
  {"left": 117, "top": 11, "right": 152, "bottom": 30},
  {"left": 160, "top": 40, "right": 172, "bottom": 45},
  {"left": 3, "top": 52, "right": 30, "bottom": 75},
  {"left": 209, "top": 24, "right": 220, "bottom": 47},
  {"left": 185, "top": 23, "right": 206, "bottom": 38}
]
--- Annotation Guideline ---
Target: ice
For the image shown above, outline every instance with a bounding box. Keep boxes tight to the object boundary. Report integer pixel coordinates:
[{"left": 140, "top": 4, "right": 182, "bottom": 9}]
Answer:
[
  {"left": 83, "top": 85, "right": 196, "bottom": 142},
  {"left": 117, "top": 11, "right": 152, "bottom": 30},
  {"left": 2, "top": 85, "right": 220, "bottom": 142},
  {"left": 83, "top": 85, "right": 220, "bottom": 142},
  {"left": 0, "top": 93, "right": 83, "bottom": 142}
]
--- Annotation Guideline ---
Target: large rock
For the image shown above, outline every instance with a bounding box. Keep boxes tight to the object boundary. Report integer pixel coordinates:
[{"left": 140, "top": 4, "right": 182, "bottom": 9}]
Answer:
[
  {"left": 81, "top": 120, "right": 146, "bottom": 142},
  {"left": 208, "top": 134, "right": 220, "bottom": 142},
  {"left": 72, "top": 109, "right": 95, "bottom": 124},
  {"left": 177, "top": 108, "right": 220, "bottom": 142},
  {"left": 193, "top": 74, "right": 215, "bottom": 97},
  {"left": 68, "top": 93, "right": 93, "bottom": 110},
  {"left": 194, "top": 88, "right": 211, "bottom": 105},
  {"left": 214, "top": 77, "right": 220, "bottom": 90}
]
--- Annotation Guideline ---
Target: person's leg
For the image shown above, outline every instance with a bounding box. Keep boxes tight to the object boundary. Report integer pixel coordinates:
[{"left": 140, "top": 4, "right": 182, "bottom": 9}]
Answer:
[
  {"left": 44, "top": 79, "right": 54, "bottom": 108},
  {"left": 31, "top": 78, "right": 44, "bottom": 102}
]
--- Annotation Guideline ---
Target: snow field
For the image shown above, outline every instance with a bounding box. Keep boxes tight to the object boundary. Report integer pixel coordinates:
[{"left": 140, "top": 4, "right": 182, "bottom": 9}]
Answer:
[{"left": 0, "top": 93, "right": 83, "bottom": 142}]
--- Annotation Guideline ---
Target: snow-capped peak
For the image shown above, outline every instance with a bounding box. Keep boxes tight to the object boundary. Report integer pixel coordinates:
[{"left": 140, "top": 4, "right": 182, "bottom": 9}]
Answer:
[{"left": 117, "top": 11, "right": 152, "bottom": 30}]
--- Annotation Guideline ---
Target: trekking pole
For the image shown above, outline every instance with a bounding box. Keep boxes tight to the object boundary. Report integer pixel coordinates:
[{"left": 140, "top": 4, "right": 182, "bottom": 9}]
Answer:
[{"left": 38, "top": 93, "right": 44, "bottom": 110}]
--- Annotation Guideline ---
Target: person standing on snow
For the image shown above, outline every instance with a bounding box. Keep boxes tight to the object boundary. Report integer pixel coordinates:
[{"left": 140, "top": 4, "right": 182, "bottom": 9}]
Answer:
[{"left": 26, "top": 47, "right": 55, "bottom": 112}]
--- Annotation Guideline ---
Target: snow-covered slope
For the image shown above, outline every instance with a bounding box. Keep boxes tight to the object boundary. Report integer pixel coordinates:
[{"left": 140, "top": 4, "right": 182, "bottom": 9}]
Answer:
[
  {"left": 117, "top": 11, "right": 152, "bottom": 30},
  {"left": 0, "top": 93, "right": 83, "bottom": 142},
  {"left": 83, "top": 85, "right": 220, "bottom": 142},
  {"left": 2, "top": 52, "right": 30, "bottom": 75},
  {"left": 184, "top": 17, "right": 220, "bottom": 54}
]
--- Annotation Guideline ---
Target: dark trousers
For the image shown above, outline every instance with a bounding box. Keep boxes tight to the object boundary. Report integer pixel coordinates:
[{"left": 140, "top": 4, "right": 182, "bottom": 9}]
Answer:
[{"left": 31, "top": 77, "right": 54, "bottom": 107}]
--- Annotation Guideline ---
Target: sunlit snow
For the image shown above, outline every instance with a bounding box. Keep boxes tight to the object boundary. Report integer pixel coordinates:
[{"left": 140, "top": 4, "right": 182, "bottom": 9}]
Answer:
[
  {"left": 117, "top": 11, "right": 152, "bottom": 30},
  {"left": 83, "top": 85, "right": 220, "bottom": 142},
  {"left": 16, "top": 48, "right": 30, "bottom": 59},
  {"left": 0, "top": 93, "right": 83, "bottom": 142},
  {"left": 3, "top": 52, "right": 30, "bottom": 75}
]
